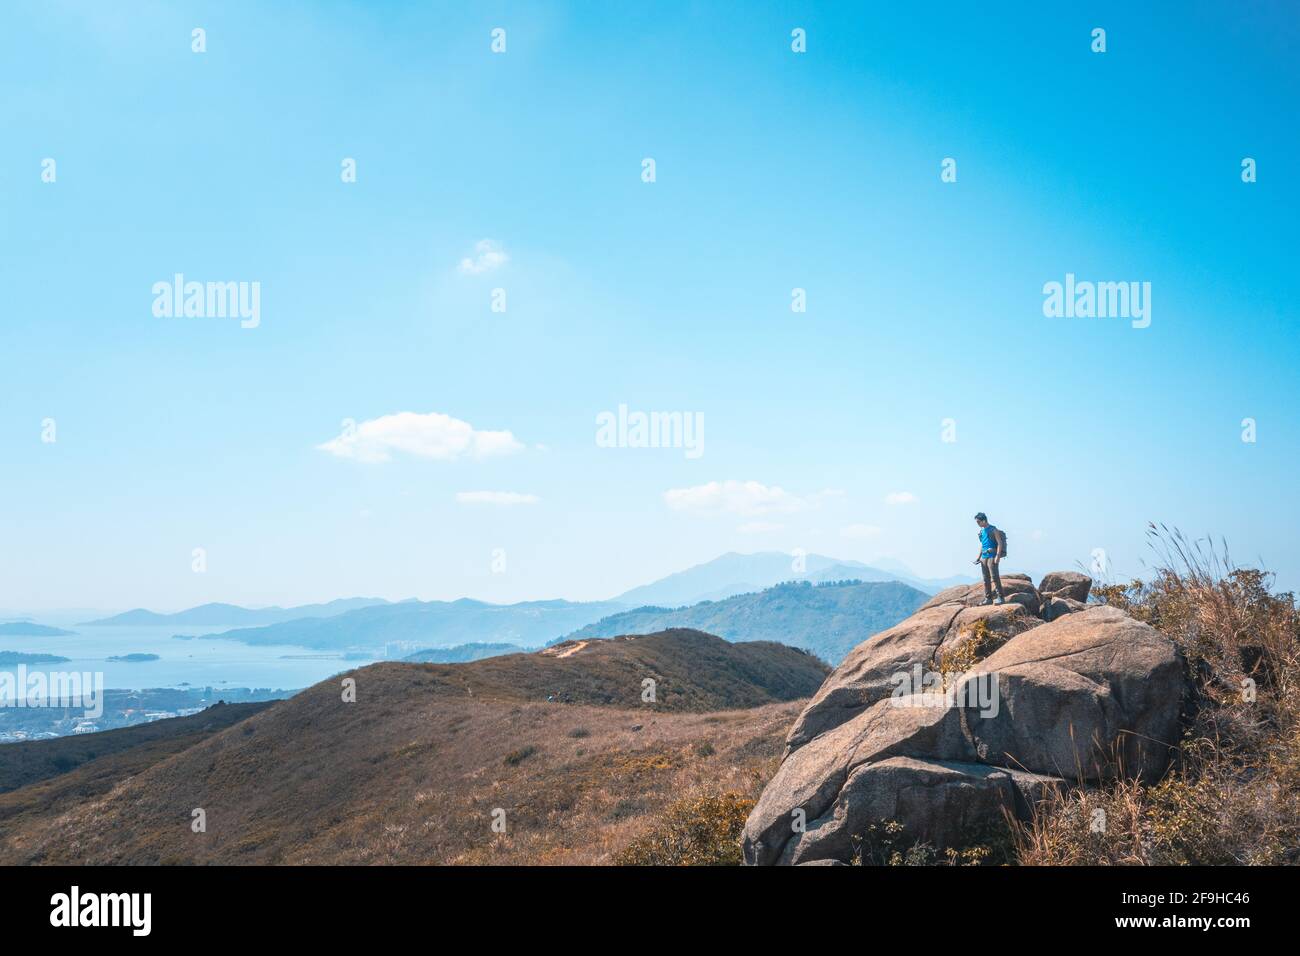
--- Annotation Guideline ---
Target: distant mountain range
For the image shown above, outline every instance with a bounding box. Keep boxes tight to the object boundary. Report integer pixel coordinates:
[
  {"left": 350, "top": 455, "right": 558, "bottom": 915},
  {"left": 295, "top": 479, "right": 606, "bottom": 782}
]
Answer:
[
  {"left": 612, "top": 552, "right": 969, "bottom": 608},
  {"left": 192, "top": 598, "right": 631, "bottom": 652},
  {"left": 0, "top": 622, "right": 77, "bottom": 637},
  {"left": 71, "top": 552, "right": 972, "bottom": 657},
  {"left": 80, "top": 598, "right": 389, "bottom": 627},
  {"left": 565, "top": 579, "right": 929, "bottom": 664}
]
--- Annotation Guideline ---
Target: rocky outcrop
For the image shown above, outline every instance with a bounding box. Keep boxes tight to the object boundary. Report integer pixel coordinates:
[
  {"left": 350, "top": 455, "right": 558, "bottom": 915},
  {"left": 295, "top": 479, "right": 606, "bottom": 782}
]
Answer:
[
  {"left": 742, "top": 571, "right": 1184, "bottom": 866},
  {"left": 1041, "top": 595, "right": 1087, "bottom": 622},
  {"left": 919, "top": 573, "right": 1042, "bottom": 615},
  {"left": 1038, "top": 571, "right": 1093, "bottom": 604}
]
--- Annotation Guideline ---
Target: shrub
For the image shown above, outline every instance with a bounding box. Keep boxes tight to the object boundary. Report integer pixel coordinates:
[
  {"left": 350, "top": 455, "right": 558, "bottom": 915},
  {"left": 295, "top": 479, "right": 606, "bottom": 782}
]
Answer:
[
  {"left": 934, "top": 618, "right": 1003, "bottom": 689},
  {"left": 1016, "top": 525, "right": 1300, "bottom": 865},
  {"left": 614, "top": 791, "right": 754, "bottom": 865},
  {"left": 852, "top": 819, "right": 1012, "bottom": 866},
  {"left": 503, "top": 745, "right": 538, "bottom": 766}
]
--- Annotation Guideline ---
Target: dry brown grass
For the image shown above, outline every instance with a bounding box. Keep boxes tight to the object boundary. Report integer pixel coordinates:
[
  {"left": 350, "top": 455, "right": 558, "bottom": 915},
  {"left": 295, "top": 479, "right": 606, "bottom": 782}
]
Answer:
[
  {"left": 0, "top": 659, "right": 799, "bottom": 865},
  {"left": 613, "top": 791, "right": 755, "bottom": 865},
  {"left": 934, "top": 618, "right": 1003, "bottom": 690},
  {"left": 1014, "top": 525, "right": 1300, "bottom": 865}
]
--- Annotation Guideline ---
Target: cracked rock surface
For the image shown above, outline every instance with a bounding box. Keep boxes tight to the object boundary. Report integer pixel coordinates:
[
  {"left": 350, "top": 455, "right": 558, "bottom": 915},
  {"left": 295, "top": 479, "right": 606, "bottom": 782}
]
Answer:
[{"left": 742, "top": 572, "right": 1184, "bottom": 866}]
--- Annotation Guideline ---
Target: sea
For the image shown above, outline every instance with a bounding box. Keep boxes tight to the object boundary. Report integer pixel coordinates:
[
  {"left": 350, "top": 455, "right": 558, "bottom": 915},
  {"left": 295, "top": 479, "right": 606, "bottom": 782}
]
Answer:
[{"left": 0, "top": 620, "right": 379, "bottom": 692}]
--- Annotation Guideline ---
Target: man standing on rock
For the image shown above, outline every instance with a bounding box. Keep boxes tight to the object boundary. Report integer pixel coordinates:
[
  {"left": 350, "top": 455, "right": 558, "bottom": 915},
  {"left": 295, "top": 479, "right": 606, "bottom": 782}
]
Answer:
[{"left": 973, "top": 512, "right": 1006, "bottom": 605}]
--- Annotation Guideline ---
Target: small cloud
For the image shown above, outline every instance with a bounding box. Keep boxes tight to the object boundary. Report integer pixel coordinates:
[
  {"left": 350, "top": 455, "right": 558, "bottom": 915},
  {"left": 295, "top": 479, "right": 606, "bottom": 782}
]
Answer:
[
  {"left": 884, "top": 491, "right": 918, "bottom": 506},
  {"left": 841, "top": 523, "right": 882, "bottom": 539},
  {"left": 664, "top": 480, "right": 817, "bottom": 517},
  {"left": 455, "top": 491, "right": 540, "bottom": 506},
  {"left": 457, "top": 239, "right": 508, "bottom": 275},
  {"left": 737, "top": 521, "right": 784, "bottom": 534},
  {"left": 317, "top": 411, "right": 523, "bottom": 463}
]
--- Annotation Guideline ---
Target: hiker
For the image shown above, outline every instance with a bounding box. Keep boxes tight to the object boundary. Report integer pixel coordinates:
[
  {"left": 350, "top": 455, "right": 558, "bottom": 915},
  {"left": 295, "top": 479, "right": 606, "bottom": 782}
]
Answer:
[{"left": 973, "top": 512, "right": 1007, "bottom": 605}]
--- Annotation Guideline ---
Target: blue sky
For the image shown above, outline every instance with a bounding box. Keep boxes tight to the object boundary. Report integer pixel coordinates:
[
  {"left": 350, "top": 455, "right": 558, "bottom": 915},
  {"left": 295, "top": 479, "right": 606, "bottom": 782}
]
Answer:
[{"left": 2, "top": 1, "right": 1297, "bottom": 611}]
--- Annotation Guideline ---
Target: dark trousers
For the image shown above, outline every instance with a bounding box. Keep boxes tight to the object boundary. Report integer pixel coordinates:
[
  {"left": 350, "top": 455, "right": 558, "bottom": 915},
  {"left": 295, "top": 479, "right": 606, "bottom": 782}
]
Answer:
[{"left": 980, "top": 557, "right": 1004, "bottom": 598}]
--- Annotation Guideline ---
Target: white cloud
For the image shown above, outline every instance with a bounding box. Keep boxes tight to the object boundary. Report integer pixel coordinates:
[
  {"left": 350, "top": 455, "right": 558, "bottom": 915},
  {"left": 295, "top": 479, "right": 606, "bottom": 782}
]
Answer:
[
  {"left": 737, "top": 521, "right": 784, "bottom": 534},
  {"left": 317, "top": 411, "right": 524, "bottom": 463},
  {"left": 884, "top": 491, "right": 918, "bottom": 505},
  {"left": 841, "top": 523, "right": 882, "bottom": 539},
  {"left": 457, "top": 239, "right": 508, "bottom": 275},
  {"left": 663, "top": 480, "right": 819, "bottom": 517},
  {"left": 455, "top": 491, "right": 539, "bottom": 506}
]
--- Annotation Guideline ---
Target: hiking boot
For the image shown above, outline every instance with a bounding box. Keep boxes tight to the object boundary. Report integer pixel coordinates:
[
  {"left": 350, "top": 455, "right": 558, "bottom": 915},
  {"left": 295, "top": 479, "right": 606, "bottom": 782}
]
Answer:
[
  {"left": 993, "top": 596, "right": 1006, "bottom": 605},
  {"left": 979, "top": 597, "right": 994, "bottom": 606}
]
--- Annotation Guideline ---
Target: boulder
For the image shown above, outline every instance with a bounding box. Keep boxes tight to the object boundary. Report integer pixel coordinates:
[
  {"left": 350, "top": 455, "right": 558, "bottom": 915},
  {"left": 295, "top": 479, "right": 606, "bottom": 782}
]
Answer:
[
  {"left": 745, "top": 696, "right": 975, "bottom": 865},
  {"left": 958, "top": 606, "right": 1183, "bottom": 782},
  {"left": 783, "top": 604, "right": 966, "bottom": 753},
  {"left": 919, "top": 573, "right": 1041, "bottom": 616},
  {"left": 1038, "top": 571, "right": 1092, "bottom": 604},
  {"left": 742, "top": 598, "right": 1184, "bottom": 865},
  {"left": 934, "top": 603, "right": 1038, "bottom": 661},
  {"left": 773, "top": 757, "right": 1060, "bottom": 866},
  {"left": 1041, "top": 596, "right": 1087, "bottom": 622},
  {"left": 786, "top": 601, "right": 1038, "bottom": 755}
]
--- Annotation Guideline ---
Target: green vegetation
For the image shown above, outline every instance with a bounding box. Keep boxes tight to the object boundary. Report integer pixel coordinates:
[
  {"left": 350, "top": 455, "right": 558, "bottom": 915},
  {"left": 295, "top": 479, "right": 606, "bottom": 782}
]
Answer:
[
  {"left": 564, "top": 580, "right": 928, "bottom": 664},
  {"left": 0, "top": 651, "right": 70, "bottom": 665}
]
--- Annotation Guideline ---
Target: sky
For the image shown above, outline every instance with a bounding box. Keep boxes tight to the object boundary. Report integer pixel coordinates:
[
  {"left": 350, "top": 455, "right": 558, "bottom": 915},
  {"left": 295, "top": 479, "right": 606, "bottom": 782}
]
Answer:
[{"left": 2, "top": 1, "right": 1297, "bottom": 612}]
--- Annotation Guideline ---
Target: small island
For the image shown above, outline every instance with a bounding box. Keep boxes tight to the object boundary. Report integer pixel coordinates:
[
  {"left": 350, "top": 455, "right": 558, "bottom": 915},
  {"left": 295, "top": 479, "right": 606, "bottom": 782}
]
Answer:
[
  {"left": 0, "top": 651, "right": 72, "bottom": 665},
  {"left": 0, "top": 622, "right": 77, "bottom": 637},
  {"left": 105, "top": 653, "right": 161, "bottom": 663}
]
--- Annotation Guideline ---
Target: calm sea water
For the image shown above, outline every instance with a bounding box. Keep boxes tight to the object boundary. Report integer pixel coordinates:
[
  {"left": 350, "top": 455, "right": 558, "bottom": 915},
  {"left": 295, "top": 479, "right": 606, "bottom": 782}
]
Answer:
[{"left": 0, "top": 623, "right": 378, "bottom": 691}]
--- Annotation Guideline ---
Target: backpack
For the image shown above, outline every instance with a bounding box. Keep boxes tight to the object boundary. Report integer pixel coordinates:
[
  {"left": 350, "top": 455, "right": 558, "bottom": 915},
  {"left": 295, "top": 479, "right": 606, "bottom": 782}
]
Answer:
[{"left": 998, "top": 528, "right": 1009, "bottom": 557}]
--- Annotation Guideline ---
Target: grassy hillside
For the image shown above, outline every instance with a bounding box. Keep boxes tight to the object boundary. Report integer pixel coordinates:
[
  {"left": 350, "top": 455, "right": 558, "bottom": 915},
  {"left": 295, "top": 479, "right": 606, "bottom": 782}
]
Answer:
[
  {"left": 402, "top": 642, "right": 528, "bottom": 663},
  {"left": 564, "top": 580, "right": 928, "bottom": 664},
  {"left": 0, "top": 630, "right": 820, "bottom": 864},
  {"left": 401, "top": 629, "right": 829, "bottom": 711},
  {"left": 0, "top": 701, "right": 271, "bottom": 794}
]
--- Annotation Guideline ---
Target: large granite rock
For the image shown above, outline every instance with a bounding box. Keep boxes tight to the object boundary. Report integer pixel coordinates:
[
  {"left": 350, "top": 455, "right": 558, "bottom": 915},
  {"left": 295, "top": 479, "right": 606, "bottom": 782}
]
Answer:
[
  {"left": 958, "top": 606, "right": 1183, "bottom": 782},
  {"left": 919, "top": 573, "right": 1042, "bottom": 616},
  {"left": 1038, "top": 571, "right": 1093, "bottom": 604},
  {"left": 742, "top": 575, "right": 1185, "bottom": 865},
  {"left": 1041, "top": 595, "right": 1088, "bottom": 622}
]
